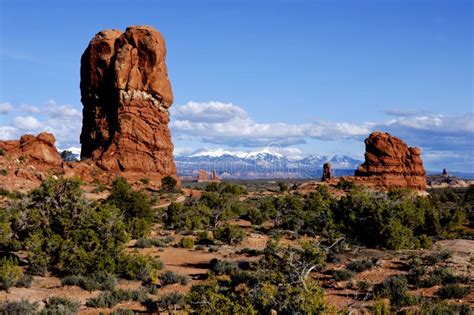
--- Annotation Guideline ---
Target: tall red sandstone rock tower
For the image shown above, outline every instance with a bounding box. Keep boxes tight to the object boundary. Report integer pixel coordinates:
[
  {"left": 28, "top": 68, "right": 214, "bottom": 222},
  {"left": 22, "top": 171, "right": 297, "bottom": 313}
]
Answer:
[
  {"left": 80, "top": 26, "right": 176, "bottom": 179},
  {"left": 354, "top": 131, "right": 426, "bottom": 190}
]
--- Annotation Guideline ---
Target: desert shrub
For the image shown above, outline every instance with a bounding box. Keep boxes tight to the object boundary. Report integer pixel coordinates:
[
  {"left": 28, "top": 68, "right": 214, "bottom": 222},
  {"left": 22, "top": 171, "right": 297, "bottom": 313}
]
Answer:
[
  {"left": 246, "top": 206, "right": 264, "bottom": 225},
  {"left": 420, "top": 268, "right": 468, "bottom": 288},
  {"left": 151, "top": 236, "right": 174, "bottom": 248},
  {"left": 4, "top": 178, "right": 129, "bottom": 276},
  {"left": 61, "top": 273, "right": 117, "bottom": 291},
  {"left": 214, "top": 224, "right": 245, "bottom": 244},
  {"left": 436, "top": 284, "right": 470, "bottom": 299},
  {"left": 158, "top": 292, "right": 185, "bottom": 311},
  {"left": 237, "top": 248, "right": 262, "bottom": 257},
  {"left": 336, "top": 179, "right": 357, "bottom": 190},
  {"left": 180, "top": 237, "right": 194, "bottom": 249},
  {"left": 41, "top": 296, "right": 79, "bottom": 314},
  {"left": 196, "top": 231, "right": 213, "bottom": 245},
  {"left": 15, "top": 274, "right": 33, "bottom": 288},
  {"left": 333, "top": 269, "right": 354, "bottom": 281},
  {"left": 417, "top": 300, "right": 472, "bottom": 314},
  {"left": 0, "top": 299, "right": 38, "bottom": 314},
  {"left": 0, "top": 257, "right": 23, "bottom": 292},
  {"left": 106, "top": 177, "right": 153, "bottom": 238},
  {"left": 278, "top": 182, "right": 288, "bottom": 192},
  {"left": 347, "top": 259, "right": 373, "bottom": 273},
  {"left": 209, "top": 259, "right": 238, "bottom": 276},
  {"left": 374, "top": 275, "right": 413, "bottom": 306},
  {"left": 370, "top": 298, "right": 391, "bottom": 315},
  {"left": 424, "top": 251, "right": 451, "bottom": 265},
  {"left": 159, "top": 271, "right": 188, "bottom": 286},
  {"left": 0, "top": 148, "right": 4, "bottom": 156},
  {"left": 356, "top": 280, "right": 372, "bottom": 291},
  {"left": 118, "top": 254, "right": 162, "bottom": 282},
  {"left": 86, "top": 288, "right": 147, "bottom": 308},
  {"left": 139, "top": 178, "right": 150, "bottom": 185},
  {"left": 332, "top": 188, "right": 468, "bottom": 249},
  {"left": 111, "top": 309, "right": 134, "bottom": 315},
  {"left": 0, "top": 169, "right": 7, "bottom": 176},
  {"left": 161, "top": 175, "right": 178, "bottom": 193},
  {"left": 135, "top": 238, "right": 152, "bottom": 248}
]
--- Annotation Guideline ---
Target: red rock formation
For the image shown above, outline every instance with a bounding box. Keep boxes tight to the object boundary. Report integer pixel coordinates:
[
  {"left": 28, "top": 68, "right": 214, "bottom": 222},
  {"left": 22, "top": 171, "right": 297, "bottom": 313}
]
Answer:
[
  {"left": 80, "top": 25, "right": 176, "bottom": 180},
  {"left": 197, "top": 170, "right": 209, "bottom": 182},
  {"left": 0, "top": 132, "right": 62, "bottom": 171},
  {"left": 0, "top": 132, "right": 63, "bottom": 191},
  {"left": 353, "top": 131, "right": 426, "bottom": 190},
  {"left": 321, "top": 162, "right": 331, "bottom": 181},
  {"left": 210, "top": 171, "right": 220, "bottom": 181}
]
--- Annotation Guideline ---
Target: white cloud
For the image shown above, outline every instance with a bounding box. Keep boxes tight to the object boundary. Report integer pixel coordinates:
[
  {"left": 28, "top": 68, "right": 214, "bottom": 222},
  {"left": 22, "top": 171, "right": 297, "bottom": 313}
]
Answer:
[
  {"left": 171, "top": 101, "right": 371, "bottom": 147},
  {"left": 173, "top": 101, "right": 249, "bottom": 123},
  {"left": 0, "top": 102, "right": 13, "bottom": 114},
  {"left": 14, "top": 116, "right": 43, "bottom": 130},
  {"left": 173, "top": 147, "right": 195, "bottom": 156},
  {"left": 0, "top": 126, "right": 19, "bottom": 139},
  {"left": 48, "top": 103, "right": 82, "bottom": 118},
  {"left": 384, "top": 109, "right": 426, "bottom": 117},
  {"left": 21, "top": 104, "right": 41, "bottom": 113}
]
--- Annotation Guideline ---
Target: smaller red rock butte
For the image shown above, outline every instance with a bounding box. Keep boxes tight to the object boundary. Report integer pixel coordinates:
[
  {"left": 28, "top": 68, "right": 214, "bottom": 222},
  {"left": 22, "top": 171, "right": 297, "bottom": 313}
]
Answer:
[
  {"left": 352, "top": 131, "right": 426, "bottom": 190},
  {"left": 0, "top": 132, "right": 62, "bottom": 172},
  {"left": 321, "top": 162, "right": 332, "bottom": 181},
  {"left": 196, "top": 170, "right": 220, "bottom": 182}
]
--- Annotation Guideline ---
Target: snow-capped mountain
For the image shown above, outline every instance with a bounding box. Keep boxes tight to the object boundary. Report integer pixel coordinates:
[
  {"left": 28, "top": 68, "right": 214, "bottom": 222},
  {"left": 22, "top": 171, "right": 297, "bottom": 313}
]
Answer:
[{"left": 175, "top": 148, "right": 362, "bottom": 179}]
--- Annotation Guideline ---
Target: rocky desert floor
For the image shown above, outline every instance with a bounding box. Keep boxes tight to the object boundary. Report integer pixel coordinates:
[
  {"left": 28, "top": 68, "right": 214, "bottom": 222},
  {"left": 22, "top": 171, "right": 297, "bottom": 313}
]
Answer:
[{"left": 1, "top": 218, "right": 473, "bottom": 314}]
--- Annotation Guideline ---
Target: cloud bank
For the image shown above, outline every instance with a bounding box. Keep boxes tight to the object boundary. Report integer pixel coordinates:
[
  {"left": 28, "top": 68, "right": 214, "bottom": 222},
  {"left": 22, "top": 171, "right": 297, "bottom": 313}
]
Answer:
[{"left": 0, "top": 99, "right": 472, "bottom": 171}]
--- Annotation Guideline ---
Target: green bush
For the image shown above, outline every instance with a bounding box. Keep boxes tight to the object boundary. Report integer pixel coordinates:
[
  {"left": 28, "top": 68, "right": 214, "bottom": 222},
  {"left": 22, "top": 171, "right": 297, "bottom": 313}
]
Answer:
[
  {"left": 41, "top": 296, "right": 79, "bottom": 314},
  {"left": 106, "top": 177, "right": 153, "bottom": 238},
  {"left": 86, "top": 288, "right": 147, "bottom": 308},
  {"left": 0, "top": 169, "right": 7, "bottom": 176},
  {"left": 3, "top": 178, "right": 130, "bottom": 277},
  {"left": 15, "top": 275, "right": 33, "bottom": 288},
  {"left": 0, "top": 148, "right": 5, "bottom": 156},
  {"left": 159, "top": 271, "right": 188, "bottom": 286},
  {"left": 111, "top": 309, "right": 135, "bottom": 315},
  {"left": 214, "top": 224, "right": 245, "bottom": 245},
  {"left": 0, "top": 299, "right": 38, "bottom": 314},
  {"left": 0, "top": 257, "right": 23, "bottom": 292},
  {"left": 347, "top": 259, "right": 374, "bottom": 273},
  {"left": 209, "top": 259, "right": 238, "bottom": 276},
  {"left": 161, "top": 176, "right": 178, "bottom": 193},
  {"left": 158, "top": 292, "right": 185, "bottom": 311},
  {"left": 61, "top": 273, "right": 117, "bottom": 292},
  {"left": 135, "top": 238, "right": 153, "bottom": 248},
  {"left": 436, "top": 284, "right": 470, "bottom": 299},
  {"left": 118, "top": 254, "right": 162, "bottom": 282},
  {"left": 420, "top": 268, "right": 468, "bottom": 288},
  {"left": 374, "top": 275, "right": 413, "bottom": 306},
  {"left": 333, "top": 269, "right": 354, "bottom": 281},
  {"left": 180, "top": 237, "right": 194, "bottom": 249},
  {"left": 424, "top": 251, "right": 451, "bottom": 266}
]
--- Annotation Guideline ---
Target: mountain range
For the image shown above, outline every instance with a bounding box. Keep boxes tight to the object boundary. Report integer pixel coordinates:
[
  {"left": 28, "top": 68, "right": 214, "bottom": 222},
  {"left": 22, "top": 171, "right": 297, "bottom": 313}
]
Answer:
[{"left": 174, "top": 148, "right": 363, "bottom": 179}]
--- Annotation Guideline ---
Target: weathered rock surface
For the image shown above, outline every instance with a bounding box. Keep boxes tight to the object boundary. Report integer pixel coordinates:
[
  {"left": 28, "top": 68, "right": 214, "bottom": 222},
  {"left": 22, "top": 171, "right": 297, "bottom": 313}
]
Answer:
[
  {"left": 80, "top": 25, "right": 176, "bottom": 179},
  {"left": 321, "top": 162, "right": 332, "bottom": 181},
  {"left": 352, "top": 131, "right": 426, "bottom": 190},
  {"left": 0, "top": 133, "right": 63, "bottom": 192},
  {"left": 0, "top": 132, "right": 62, "bottom": 171}
]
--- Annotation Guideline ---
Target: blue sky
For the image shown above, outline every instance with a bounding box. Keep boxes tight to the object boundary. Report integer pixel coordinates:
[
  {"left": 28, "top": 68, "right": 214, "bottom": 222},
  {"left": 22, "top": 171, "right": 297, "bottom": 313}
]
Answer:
[{"left": 0, "top": 0, "right": 472, "bottom": 171}]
